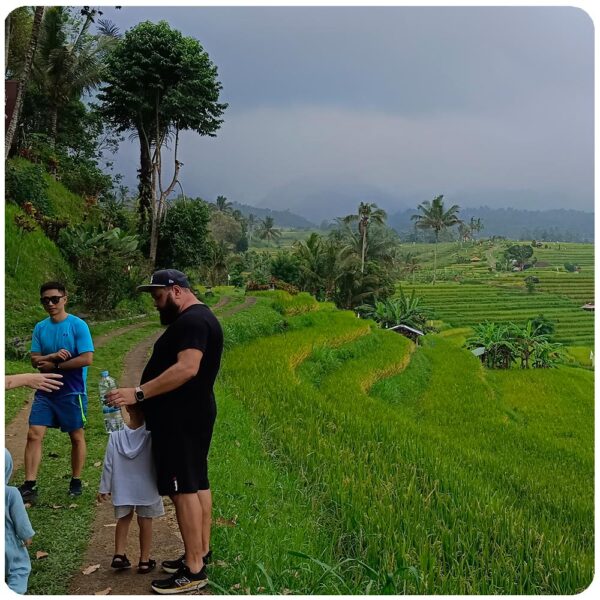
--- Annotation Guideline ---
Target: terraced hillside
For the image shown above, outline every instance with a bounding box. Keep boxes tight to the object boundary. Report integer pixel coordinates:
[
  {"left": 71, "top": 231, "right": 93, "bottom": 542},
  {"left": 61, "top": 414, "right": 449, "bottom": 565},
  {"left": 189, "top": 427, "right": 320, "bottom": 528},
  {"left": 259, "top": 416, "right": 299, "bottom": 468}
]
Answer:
[
  {"left": 211, "top": 296, "right": 593, "bottom": 594},
  {"left": 401, "top": 282, "right": 593, "bottom": 346}
]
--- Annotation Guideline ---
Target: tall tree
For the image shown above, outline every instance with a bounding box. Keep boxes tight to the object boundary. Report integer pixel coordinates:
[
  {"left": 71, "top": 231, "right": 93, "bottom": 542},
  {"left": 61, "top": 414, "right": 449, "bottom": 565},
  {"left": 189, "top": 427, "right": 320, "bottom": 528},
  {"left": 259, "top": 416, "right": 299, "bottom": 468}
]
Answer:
[
  {"left": 411, "top": 195, "right": 462, "bottom": 284},
  {"left": 342, "top": 202, "right": 387, "bottom": 274},
  {"left": 99, "top": 21, "right": 227, "bottom": 264},
  {"left": 258, "top": 216, "right": 281, "bottom": 245},
  {"left": 5, "top": 6, "right": 45, "bottom": 159},
  {"left": 33, "top": 7, "right": 117, "bottom": 145},
  {"left": 214, "top": 195, "right": 232, "bottom": 213}
]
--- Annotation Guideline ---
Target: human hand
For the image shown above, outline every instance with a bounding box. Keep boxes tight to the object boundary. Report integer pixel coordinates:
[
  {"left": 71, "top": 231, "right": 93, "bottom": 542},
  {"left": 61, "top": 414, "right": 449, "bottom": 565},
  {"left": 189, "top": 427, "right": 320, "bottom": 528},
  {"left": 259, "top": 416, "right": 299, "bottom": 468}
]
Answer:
[
  {"left": 54, "top": 349, "right": 72, "bottom": 362},
  {"left": 27, "top": 373, "right": 63, "bottom": 392},
  {"left": 105, "top": 388, "right": 137, "bottom": 408},
  {"left": 23, "top": 538, "right": 32, "bottom": 547},
  {"left": 37, "top": 360, "right": 57, "bottom": 373},
  {"left": 97, "top": 492, "right": 110, "bottom": 502}
]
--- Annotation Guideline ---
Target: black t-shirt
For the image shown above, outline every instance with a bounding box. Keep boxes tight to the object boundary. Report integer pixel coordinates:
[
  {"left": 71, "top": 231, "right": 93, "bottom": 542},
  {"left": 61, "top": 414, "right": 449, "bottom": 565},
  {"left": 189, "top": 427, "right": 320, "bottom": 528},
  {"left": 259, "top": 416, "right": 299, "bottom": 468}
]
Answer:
[{"left": 140, "top": 303, "right": 224, "bottom": 432}]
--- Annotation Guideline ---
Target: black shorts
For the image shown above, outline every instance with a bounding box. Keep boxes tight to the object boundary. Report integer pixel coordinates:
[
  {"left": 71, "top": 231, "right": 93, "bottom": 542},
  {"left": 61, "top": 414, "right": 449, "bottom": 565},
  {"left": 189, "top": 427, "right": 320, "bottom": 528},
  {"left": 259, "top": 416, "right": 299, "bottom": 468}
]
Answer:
[{"left": 151, "top": 421, "right": 215, "bottom": 495}]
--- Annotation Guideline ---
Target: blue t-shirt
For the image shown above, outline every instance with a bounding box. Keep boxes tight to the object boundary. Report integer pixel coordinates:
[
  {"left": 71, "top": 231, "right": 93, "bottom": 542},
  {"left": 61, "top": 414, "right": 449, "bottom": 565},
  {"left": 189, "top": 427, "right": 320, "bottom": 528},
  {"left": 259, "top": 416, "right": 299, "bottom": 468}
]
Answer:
[{"left": 30, "top": 314, "right": 94, "bottom": 398}]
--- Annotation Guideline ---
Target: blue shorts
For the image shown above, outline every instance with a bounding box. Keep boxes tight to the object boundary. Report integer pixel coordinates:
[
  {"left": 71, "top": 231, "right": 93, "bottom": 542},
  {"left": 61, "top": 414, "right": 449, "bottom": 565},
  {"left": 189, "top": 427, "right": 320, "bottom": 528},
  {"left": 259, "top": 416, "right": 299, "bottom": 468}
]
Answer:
[{"left": 29, "top": 393, "right": 88, "bottom": 433}]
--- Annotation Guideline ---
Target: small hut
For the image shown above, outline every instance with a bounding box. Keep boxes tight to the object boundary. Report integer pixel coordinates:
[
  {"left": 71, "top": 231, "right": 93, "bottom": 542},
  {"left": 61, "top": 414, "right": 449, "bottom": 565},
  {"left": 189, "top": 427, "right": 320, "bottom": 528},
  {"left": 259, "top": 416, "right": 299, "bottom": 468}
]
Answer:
[
  {"left": 581, "top": 303, "right": 594, "bottom": 311},
  {"left": 389, "top": 324, "right": 425, "bottom": 344},
  {"left": 470, "top": 347, "right": 487, "bottom": 363}
]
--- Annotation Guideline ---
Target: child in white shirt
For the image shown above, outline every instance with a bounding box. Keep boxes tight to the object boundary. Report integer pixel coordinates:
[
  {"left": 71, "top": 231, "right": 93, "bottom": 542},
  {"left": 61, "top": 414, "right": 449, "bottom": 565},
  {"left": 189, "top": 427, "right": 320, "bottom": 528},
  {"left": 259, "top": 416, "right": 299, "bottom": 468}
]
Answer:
[{"left": 98, "top": 404, "right": 164, "bottom": 574}]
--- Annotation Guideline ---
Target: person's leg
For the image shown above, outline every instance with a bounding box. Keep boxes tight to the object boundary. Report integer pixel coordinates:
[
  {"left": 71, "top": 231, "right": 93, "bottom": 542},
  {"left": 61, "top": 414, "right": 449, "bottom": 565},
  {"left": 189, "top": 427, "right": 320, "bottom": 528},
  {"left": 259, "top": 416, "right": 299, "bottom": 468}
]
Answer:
[
  {"left": 170, "top": 493, "right": 204, "bottom": 574},
  {"left": 115, "top": 510, "right": 134, "bottom": 556},
  {"left": 197, "top": 489, "right": 212, "bottom": 557},
  {"left": 138, "top": 516, "right": 153, "bottom": 563},
  {"left": 68, "top": 428, "right": 86, "bottom": 478},
  {"left": 24, "top": 425, "right": 47, "bottom": 481}
]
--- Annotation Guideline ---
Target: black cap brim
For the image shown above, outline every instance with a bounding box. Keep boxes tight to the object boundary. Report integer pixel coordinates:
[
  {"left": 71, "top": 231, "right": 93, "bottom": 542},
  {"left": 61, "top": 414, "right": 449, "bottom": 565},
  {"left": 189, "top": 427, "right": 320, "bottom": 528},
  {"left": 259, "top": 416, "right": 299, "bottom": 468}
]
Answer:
[{"left": 137, "top": 284, "right": 168, "bottom": 292}]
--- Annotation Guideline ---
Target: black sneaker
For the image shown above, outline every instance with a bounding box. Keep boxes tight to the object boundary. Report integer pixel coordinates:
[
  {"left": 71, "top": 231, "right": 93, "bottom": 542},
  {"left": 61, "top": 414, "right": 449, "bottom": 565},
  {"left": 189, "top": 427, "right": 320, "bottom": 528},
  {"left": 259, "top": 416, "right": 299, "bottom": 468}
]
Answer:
[
  {"left": 161, "top": 550, "right": 212, "bottom": 574},
  {"left": 68, "top": 478, "right": 82, "bottom": 497},
  {"left": 151, "top": 565, "right": 208, "bottom": 594},
  {"left": 18, "top": 482, "right": 38, "bottom": 505}
]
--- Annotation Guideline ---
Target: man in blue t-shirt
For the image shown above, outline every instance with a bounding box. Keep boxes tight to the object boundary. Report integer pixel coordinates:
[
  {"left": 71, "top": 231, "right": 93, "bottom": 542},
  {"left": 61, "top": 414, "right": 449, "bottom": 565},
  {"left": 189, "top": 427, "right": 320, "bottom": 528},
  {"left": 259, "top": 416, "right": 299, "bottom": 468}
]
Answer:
[{"left": 18, "top": 281, "right": 94, "bottom": 503}]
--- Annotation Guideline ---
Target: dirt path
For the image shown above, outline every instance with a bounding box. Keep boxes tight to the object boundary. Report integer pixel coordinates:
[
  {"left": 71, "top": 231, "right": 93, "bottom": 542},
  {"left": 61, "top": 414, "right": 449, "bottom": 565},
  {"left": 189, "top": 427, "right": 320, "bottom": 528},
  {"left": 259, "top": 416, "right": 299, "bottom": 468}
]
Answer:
[
  {"left": 68, "top": 298, "right": 258, "bottom": 594},
  {"left": 211, "top": 296, "right": 231, "bottom": 312},
  {"left": 217, "top": 295, "right": 256, "bottom": 318},
  {"left": 5, "top": 320, "right": 153, "bottom": 471},
  {"left": 67, "top": 328, "right": 192, "bottom": 595}
]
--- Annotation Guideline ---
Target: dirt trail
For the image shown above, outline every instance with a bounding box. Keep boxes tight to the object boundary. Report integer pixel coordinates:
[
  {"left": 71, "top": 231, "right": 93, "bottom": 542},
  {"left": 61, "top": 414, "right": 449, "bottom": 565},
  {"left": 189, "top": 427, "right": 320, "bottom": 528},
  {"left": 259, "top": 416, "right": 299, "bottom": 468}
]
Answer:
[
  {"left": 5, "top": 319, "right": 153, "bottom": 471},
  {"left": 218, "top": 295, "right": 256, "bottom": 318},
  {"left": 67, "top": 328, "right": 191, "bottom": 595},
  {"left": 69, "top": 296, "right": 260, "bottom": 594}
]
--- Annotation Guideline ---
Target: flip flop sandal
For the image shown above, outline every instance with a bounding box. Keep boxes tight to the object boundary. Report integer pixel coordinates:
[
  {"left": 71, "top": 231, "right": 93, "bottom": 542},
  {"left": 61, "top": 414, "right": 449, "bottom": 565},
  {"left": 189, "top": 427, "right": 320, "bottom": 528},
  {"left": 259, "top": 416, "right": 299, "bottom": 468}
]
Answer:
[
  {"left": 137, "top": 559, "right": 156, "bottom": 574},
  {"left": 111, "top": 554, "right": 131, "bottom": 570}
]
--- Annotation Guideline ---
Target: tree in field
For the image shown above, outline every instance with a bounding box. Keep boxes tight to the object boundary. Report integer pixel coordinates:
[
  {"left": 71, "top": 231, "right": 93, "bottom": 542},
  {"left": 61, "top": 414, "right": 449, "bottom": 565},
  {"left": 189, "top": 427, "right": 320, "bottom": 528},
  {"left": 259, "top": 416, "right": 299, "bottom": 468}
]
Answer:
[
  {"left": 258, "top": 216, "right": 281, "bottom": 245},
  {"left": 401, "top": 252, "right": 420, "bottom": 283},
  {"left": 99, "top": 21, "right": 227, "bottom": 264},
  {"left": 504, "top": 244, "right": 533, "bottom": 271},
  {"left": 411, "top": 195, "right": 462, "bottom": 284},
  {"left": 342, "top": 202, "right": 387, "bottom": 273},
  {"left": 469, "top": 216, "right": 483, "bottom": 241},
  {"left": 246, "top": 214, "right": 257, "bottom": 245},
  {"left": 5, "top": 6, "right": 45, "bottom": 158}
]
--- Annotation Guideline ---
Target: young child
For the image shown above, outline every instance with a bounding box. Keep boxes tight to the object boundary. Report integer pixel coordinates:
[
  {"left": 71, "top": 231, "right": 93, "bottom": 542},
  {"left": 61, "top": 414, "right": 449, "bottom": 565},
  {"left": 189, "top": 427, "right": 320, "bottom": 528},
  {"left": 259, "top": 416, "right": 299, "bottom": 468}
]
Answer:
[
  {"left": 98, "top": 404, "right": 164, "bottom": 574},
  {"left": 5, "top": 448, "right": 35, "bottom": 594}
]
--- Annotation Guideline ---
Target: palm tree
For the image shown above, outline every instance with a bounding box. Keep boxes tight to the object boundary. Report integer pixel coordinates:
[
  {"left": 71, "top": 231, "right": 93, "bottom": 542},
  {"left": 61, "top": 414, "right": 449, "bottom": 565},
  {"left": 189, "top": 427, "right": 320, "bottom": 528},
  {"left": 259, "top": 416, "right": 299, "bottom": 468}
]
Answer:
[
  {"left": 401, "top": 252, "right": 420, "bottom": 283},
  {"left": 34, "top": 7, "right": 118, "bottom": 145},
  {"left": 215, "top": 195, "right": 232, "bottom": 214},
  {"left": 469, "top": 217, "right": 483, "bottom": 241},
  {"left": 411, "top": 195, "right": 462, "bottom": 284},
  {"left": 342, "top": 202, "right": 387, "bottom": 274},
  {"left": 247, "top": 213, "right": 257, "bottom": 245},
  {"left": 258, "top": 216, "right": 281, "bottom": 245},
  {"left": 5, "top": 6, "right": 45, "bottom": 158}
]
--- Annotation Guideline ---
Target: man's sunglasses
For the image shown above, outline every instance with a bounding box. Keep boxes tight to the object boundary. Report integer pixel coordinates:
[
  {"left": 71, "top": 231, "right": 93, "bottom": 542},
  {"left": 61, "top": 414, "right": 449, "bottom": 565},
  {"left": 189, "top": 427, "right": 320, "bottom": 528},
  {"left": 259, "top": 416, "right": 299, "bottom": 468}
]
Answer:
[{"left": 40, "top": 295, "right": 65, "bottom": 306}]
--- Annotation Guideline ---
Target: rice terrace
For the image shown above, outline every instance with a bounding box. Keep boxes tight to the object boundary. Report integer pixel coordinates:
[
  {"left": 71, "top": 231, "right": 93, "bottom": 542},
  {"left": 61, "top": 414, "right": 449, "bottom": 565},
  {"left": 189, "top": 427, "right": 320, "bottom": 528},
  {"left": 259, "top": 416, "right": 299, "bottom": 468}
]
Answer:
[{"left": 4, "top": 4, "right": 594, "bottom": 597}]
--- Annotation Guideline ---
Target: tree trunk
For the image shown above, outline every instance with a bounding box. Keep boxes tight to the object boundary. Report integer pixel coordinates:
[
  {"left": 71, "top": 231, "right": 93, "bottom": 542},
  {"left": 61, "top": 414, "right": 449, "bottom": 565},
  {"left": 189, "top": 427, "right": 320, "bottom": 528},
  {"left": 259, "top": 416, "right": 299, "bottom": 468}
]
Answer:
[
  {"left": 5, "top": 6, "right": 45, "bottom": 159},
  {"left": 5, "top": 13, "right": 11, "bottom": 74},
  {"left": 49, "top": 106, "right": 58, "bottom": 147},
  {"left": 361, "top": 226, "right": 367, "bottom": 274},
  {"left": 433, "top": 231, "right": 439, "bottom": 284},
  {"left": 136, "top": 125, "right": 153, "bottom": 234}
]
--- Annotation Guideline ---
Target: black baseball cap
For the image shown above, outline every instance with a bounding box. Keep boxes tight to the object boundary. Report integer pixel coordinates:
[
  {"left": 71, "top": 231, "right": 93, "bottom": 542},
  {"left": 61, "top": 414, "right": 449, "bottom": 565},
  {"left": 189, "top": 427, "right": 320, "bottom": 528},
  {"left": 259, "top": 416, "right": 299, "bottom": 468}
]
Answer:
[{"left": 137, "top": 269, "right": 191, "bottom": 292}]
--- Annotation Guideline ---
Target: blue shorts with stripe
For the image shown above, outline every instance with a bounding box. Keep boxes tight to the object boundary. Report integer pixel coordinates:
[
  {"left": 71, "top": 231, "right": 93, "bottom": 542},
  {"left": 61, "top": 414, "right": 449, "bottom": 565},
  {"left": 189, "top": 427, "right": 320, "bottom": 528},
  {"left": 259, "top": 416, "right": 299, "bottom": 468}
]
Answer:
[{"left": 29, "top": 393, "right": 88, "bottom": 432}]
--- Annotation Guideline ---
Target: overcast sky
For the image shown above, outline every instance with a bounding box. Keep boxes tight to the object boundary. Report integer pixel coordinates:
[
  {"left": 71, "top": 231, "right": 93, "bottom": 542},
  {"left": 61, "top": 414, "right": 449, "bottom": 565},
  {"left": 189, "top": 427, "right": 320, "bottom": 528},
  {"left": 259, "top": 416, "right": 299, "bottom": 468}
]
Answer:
[{"left": 96, "top": 6, "right": 594, "bottom": 220}]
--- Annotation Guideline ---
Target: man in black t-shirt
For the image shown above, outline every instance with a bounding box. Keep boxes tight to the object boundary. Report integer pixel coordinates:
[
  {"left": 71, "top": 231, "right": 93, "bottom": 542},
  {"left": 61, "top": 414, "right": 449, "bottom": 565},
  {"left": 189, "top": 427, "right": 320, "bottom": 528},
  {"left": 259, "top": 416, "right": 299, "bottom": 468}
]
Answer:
[{"left": 106, "top": 269, "right": 223, "bottom": 594}]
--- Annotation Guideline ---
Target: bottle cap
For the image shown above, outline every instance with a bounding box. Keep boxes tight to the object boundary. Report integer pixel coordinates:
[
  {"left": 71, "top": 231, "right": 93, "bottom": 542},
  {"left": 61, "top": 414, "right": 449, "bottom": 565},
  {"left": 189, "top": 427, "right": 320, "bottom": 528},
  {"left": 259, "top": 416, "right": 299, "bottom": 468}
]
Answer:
[{"left": 101, "top": 370, "right": 109, "bottom": 377}]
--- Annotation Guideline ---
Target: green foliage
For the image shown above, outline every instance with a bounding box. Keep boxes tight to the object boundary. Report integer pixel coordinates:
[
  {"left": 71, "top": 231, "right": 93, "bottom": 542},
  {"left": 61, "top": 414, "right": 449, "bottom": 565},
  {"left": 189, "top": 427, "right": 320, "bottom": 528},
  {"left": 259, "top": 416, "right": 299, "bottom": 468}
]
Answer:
[
  {"left": 530, "top": 313, "right": 555, "bottom": 337},
  {"left": 5, "top": 204, "right": 74, "bottom": 340},
  {"left": 156, "top": 199, "right": 211, "bottom": 270},
  {"left": 59, "top": 225, "right": 145, "bottom": 311},
  {"left": 504, "top": 244, "right": 534, "bottom": 269},
  {"left": 270, "top": 251, "right": 301, "bottom": 286},
  {"left": 5, "top": 159, "right": 51, "bottom": 214},
  {"left": 563, "top": 262, "right": 580, "bottom": 272},
  {"left": 359, "top": 287, "right": 433, "bottom": 331}
]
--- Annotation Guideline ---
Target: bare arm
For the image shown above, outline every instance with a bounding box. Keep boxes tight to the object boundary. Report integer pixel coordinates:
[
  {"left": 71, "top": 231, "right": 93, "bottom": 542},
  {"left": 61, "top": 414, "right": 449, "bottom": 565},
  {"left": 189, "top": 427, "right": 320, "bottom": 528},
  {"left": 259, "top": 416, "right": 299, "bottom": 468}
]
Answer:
[
  {"left": 5, "top": 373, "right": 63, "bottom": 392},
  {"left": 105, "top": 349, "right": 203, "bottom": 407},
  {"left": 37, "top": 351, "right": 93, "bottom": 373}
]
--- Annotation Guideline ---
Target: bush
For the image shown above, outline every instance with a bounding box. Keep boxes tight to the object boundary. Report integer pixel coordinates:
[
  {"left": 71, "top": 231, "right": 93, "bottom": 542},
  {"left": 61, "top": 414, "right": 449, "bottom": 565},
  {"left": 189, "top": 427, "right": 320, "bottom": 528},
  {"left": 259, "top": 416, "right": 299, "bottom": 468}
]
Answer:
[{"left": 5, "top": 160, "right": 51, "bottom": 214}]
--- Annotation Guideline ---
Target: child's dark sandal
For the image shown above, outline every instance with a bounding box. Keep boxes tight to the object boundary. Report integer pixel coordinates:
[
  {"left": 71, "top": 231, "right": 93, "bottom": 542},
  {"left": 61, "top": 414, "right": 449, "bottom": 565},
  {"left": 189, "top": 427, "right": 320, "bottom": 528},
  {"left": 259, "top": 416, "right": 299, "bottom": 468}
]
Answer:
[
  {"left": 137, "top": 559, "right": 156, "bottom": 574},
  {"left": 111, "top": 554, "right": 131, "bottom": 570}
]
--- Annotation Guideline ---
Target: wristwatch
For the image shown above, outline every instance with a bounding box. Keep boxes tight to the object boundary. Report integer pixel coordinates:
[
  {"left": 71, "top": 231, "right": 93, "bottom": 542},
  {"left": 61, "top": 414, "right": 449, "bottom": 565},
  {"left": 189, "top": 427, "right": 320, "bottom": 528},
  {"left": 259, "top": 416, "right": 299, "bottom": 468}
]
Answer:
[{"left": 135, "top": 386, "right": 145, "bottom": 403}]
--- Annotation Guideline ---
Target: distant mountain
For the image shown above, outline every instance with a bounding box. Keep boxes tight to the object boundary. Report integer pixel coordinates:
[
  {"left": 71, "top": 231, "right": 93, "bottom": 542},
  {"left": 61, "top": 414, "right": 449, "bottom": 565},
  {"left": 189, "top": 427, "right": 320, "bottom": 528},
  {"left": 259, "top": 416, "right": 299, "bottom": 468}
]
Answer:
[
  {"left": 256, "top": 180, "right": 399, "bottom": 223},
  {"left": 230, "top": 201, "right": 316, "bottom": 229},
  {"left": 389, "top": 206, "right": 594, "bottom": 243}
]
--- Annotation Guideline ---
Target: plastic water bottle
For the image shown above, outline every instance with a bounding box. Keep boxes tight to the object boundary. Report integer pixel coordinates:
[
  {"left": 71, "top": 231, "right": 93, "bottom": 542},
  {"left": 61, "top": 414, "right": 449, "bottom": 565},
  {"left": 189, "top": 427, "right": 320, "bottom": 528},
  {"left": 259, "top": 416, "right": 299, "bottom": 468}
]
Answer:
[{"left": 98, "top": 371, "right": 124, "bottom": 433}]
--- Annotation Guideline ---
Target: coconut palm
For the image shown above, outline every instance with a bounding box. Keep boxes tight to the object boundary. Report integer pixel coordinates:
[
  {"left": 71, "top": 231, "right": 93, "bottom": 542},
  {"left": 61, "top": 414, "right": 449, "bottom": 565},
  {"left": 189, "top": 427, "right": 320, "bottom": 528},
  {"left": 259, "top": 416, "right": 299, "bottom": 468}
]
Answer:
[
  {"left": 411, "top": 195, "right": 462, "bottom": 284},
  {"left": 258, "top": 216, "right": 281, "bottom": 245},
  {"left": 5, "top": 6, "right": 45, "bottom": 158},
  {"left": 34, "top": 7, "right": 118, "bottom": 145},
  {"left": 401, "top": 252, "right": 420, "bottom": 283},
  {"left": 215, "top": 195, "right": 232, "bottom": 214},
  {"left": 342, "top": 202, "right": 387, "bottom": 274}
]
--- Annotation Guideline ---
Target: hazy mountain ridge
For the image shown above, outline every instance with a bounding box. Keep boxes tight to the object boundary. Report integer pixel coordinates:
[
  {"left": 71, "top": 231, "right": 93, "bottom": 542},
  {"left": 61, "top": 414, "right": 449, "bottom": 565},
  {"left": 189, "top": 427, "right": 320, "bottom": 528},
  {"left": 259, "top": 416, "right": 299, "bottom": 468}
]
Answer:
[
  {"left": 389, "top": 206, "right": 594, "bottom": 242},
  {"left": 230, "top": 201, "right": 316, "bottom": 228}
]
